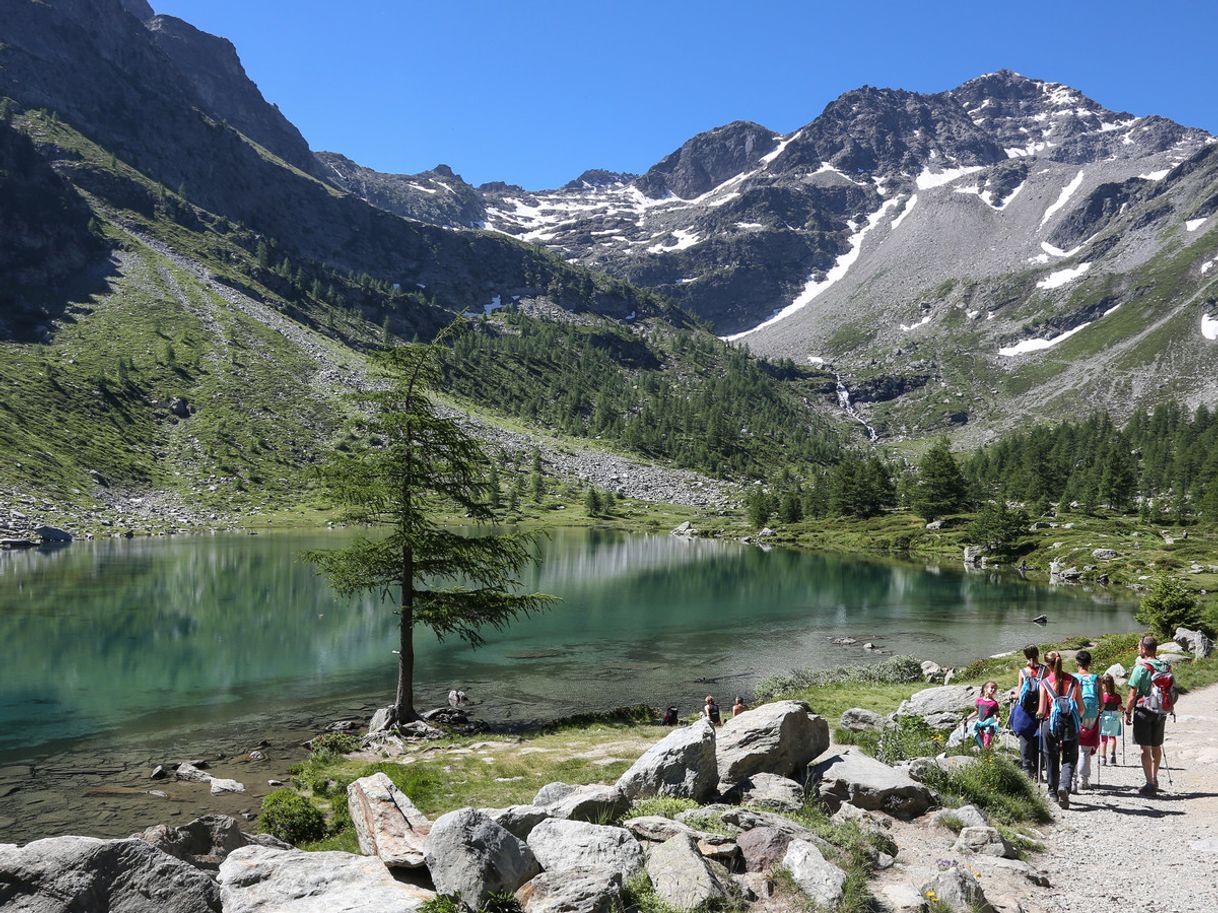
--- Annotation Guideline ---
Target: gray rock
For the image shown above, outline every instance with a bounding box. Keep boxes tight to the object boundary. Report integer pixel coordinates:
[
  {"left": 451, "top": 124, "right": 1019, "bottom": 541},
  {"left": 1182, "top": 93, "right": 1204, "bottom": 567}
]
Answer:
[
  {"left": 623, "top": 816, "right": 697, "bottom": 843},
  {"left": 175, "top": 762, "right": 213, "bottom": 784},
  {"left": 424, "top": 809, "right": 539, "bottom": 908},
  {"left": 1091, "top": 548, "right": 1118, "bottom": 559},
  {"left": 934, "top": 804, "right": 987, "bottom": 830},
  {"left": 645, "top": 834, "right": 728, "bottom": 910},
  {"left": 736, "top": 826, "right": 792, "bottom": 873},
  {"left": 954, "top": 826, "right": 1015, "bottom": 858},
  {"left": 543, "top": 784, "right": 629, "bottom": 823},
  {"left": 367, "top": 706, "right": 395, "bottom": 735},
  {"left": 1175, "top": 626, "right": 1214, "bottom": 659},
  {"left": 715, "top": 700, "right": 830, "bottom": 787},
  {"left": 0, "top": 836, "right": 221, "bottom": 912},
  {"left": 209, "top": 777, "right": 246, "bottom": 795},
  {"left": 731, "top": 772, "right": 805, "bottom": 812},
  {"left": 533, "top": 781, "right": 578, "bottom": 806},
  {"left": 919, "top": 865, "right": 994, "bottom": 912},
  {"left": 1105, "top": 662, "right": 1127, "bottom": 680},
  {"left": 34, "top": 525, "right": 72, "bottom": 543},
  {"left": 615, "top": 719, "right": 717, "bottom": 802},
  {"left": 526, "top": 818, "right": 643, "bottom": 880},
  {"left": 734, "top": 872, "right": 776, "bottom": 902},
  {"left": 970, "top": 855, "right": 1051, "bottom": 887},
  {"left": 963, "top": 545, "right": 982, "bottom": 565},
  {"left": 839, "top": 707, "right": 888, "bottom": 732},
  {"left": 150, "top": 764, "right": 168, "bottom": 780},
  {"left": 169, "top": 397, "right": 192, "bottom": 418},
  {"left": 896, "top": 684, "right": 980, "bottom": 729},
  {"left": 219, "top": 845, "right": 433, "bottom": 912},
  {"left": 135, "top": 815, "right": 285, "bottom": 869},
  {"left": 808, "top": 749, "right": 937, "bottom": 819},
  {"left": 482, "top": 805, "right": 550, "bottom": 841},
  {"left": 347, "top": 772, "right": 430, "bottom": 868},
  {"left": 515, "top": 867, "right": 623, "bottom": 913},
  {"left": 921, "top": 660, "right": 944, "bottom": 682},
  {"left": 926, "top": 519, "right": 943, "bottom": 530},
  {"left": 780, "top": 839, "right": 846, "bottom": 909}
]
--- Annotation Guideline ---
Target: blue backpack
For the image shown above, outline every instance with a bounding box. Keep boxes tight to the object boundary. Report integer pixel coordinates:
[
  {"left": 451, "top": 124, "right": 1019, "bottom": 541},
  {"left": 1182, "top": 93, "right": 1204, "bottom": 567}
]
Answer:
[
  {"left": 1077, "top": 673, "right": 1100, "bottom": 723},
  {"left": 1046, "top": 676, "right": 1081, "bottom": 742}
]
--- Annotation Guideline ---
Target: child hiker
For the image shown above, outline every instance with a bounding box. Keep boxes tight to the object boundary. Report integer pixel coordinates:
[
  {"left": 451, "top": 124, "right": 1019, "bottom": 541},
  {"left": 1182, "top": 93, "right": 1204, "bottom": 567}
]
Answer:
[
  {"left": 1099, "top": 673, "right": 1123, "bottom": 764},
  {"left": 975, "top": 680, "right": 1001, "bottom": 749}
]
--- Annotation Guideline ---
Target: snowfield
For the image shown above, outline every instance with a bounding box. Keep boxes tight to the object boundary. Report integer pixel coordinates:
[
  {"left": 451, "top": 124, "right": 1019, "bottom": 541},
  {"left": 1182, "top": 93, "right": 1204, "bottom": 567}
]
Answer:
[
  {"left": 1204, "top": 314, "right": 1218, "bottom": 341},
  {"left": 1037, "top": 263, "right": 1091, "bottom": 289},
  {"left": 1186, "top": 217, "right": 1208, "bottom": 232},
  {"left": 1040, "top": 170, "right": 1085, "bottom": 227},
  {"left": 915, "top": 165, "right": 983, "bottom": 190}
]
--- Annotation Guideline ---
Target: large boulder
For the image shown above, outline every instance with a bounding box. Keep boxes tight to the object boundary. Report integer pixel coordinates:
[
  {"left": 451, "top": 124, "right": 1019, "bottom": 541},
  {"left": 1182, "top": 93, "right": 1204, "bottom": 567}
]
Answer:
[
  {"left": 780, "top": 839, "right": 846, "bottom": 910},
  {"left": 1175, "top": 627, "right": 1214, "bottom": 659},
  {"left": 542, "top": 784, "right": 629, "bottom": 823},
  {"left": 515, "top": 868, "right": 623, "bottom": 913},
  {"left": 219, "top": 845, "right": 432, "bottom": 912},
  {"left": 424, "top": 809, "right": 539, "bottom": 908},
  {"left": 736, "top": 827, "right": 792, "bottom": 873},
  {"left": 645, "top": 834, "right": 728, "bottom": 910},
  {"left": 0, "top": 836, "right": 221, "bottom": 912},
  {"left": 729, "top": 773, "right": 805, "bottom": 812},
  {"left": 482, "top": 805, "right": 550, "bottom": 841},
  {"left": 934, "top": 804, "right": 987, "bottom": 830},
  {"left": 895, "top": 685, "right": 979, "bottom": 730},
  {"left": 919, "top": 865, "right": 994, "bottom": 912},
  {"left": 533, "top": 782, "right": 577, "bottom": 806},
  {"left": 808, "top": 750, "right": 936, "bottom": 819},
  {"left": 839, "top": 707, "right": 888, "bottom": 732},
  {"left": 347, "top": 772, "right": 430, "bottom": 868},
  {"left": 953, "top": 826, "right": 1015, "bottom": 859},
  {"left": 526, "top": 818, "right": 644, "bottom": 880},
  {"left": 135, "top": 815, "right": 286, "bottom": 870},
  {"left": 715, "top": 700, "right": 830, "bottom": 787},
  {"left": 615, "top": 719, "right": 717, "bottom": 802}
]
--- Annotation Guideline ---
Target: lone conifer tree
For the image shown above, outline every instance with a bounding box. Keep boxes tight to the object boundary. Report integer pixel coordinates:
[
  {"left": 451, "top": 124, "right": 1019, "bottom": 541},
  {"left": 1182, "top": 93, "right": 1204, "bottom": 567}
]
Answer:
[
  {"left": 911, "top": 438, "right": 969, "bottom": 521},
  {"left": 306, "top": 333, "right": 551, "bottom": 723}
]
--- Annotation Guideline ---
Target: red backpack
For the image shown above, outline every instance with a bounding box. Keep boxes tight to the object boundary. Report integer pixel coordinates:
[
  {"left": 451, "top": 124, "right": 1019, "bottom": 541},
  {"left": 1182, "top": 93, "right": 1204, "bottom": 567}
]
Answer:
[{"left": 1139, "top": 660, "right": 1177, "bottom": 716}]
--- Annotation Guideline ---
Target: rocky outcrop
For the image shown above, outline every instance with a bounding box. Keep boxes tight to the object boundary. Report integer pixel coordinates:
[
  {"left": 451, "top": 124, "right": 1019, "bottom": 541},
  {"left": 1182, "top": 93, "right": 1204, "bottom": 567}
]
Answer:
[
  {"left": 526, "top": 819, "right": 644, "bottom": 881},
  {"left": 135, "top": 815, "right": 286, "bottom": 870},
  {"left": 808, "top": 749, "right": 937, "bottom": 819},
  {"left": 615, "top": 719, "right": 717, "bottom": 802},
  {"left": 716, "top": 700, "right": 830, "bottom": 787},
  {"left": 515, "top": 867, "right": 623, "bottom": 913},
  {"left": 919, "top": 865, "right": 994, "bottom": 912},
  {"left": 953, "top": 826, "right": 1016, "bottom": 858},
  {"left": 0, "top": 836, "right": 221, "bottom": 913},
  {"left": 728, "top": 773, "right": 805, "bottom": 812},
  {"left": 780, "top": 839, "right": 847, "bottom": 910},
  {"left": 423, "top": 809, "right": 539, "bottom": 908},
  {"left": 347, "top": 772, "right": 430, "bottom": 868},
  {"left": 1175, "top": 627, "right": 1214, "bottom": 659},
  {"left": 644, "top": 833, "right": 729, "bottom": 909},
  {"left": 935, "top": 804, "right": 988, "bottom": 830},
  {"left": 840, "top": 707, "right": 889, "bottom": 732},
  {"left": 736, "top": 826, "right": 793, "bottom": 873},
  {"left": 896, "top": 685, "right": 980, "bottom": 729},
  {"left": 539, "top": 783, "right": 629, "bottom": 823},
  {"left": 219, "top": 846, "right": 433, "bottom": 913},
  {"left": 482, "top": 805, "right": 551, "bottom": 841}
]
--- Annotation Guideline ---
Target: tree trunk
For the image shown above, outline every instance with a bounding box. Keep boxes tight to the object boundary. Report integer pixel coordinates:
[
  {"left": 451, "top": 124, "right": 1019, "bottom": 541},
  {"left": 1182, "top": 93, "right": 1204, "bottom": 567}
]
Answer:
[{"left": 394, "top": 544, "right": 419, "bottom": 722}]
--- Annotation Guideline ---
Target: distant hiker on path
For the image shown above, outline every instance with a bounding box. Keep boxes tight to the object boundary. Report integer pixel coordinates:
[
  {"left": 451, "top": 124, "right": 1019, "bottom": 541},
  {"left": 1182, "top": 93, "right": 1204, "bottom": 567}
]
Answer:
[
  {"left": 703, "top": 695, "right": 722, "bottom": 726},
  {"left": 732, "top": 696, "right": 747, "bottom": 717},
  {"left": 1038, "top": 649, "right": 1083, "bottom": 808},
  {"left": 1010, "top": 644, "right": 1048, "bottom": 775},
  {"left": 1125, "top": 635, "right": 1175, "bottom": 794}
]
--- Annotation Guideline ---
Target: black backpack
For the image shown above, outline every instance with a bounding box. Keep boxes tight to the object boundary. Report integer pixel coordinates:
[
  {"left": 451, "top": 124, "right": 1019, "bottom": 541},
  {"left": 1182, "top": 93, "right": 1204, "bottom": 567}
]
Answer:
[
  {"left": 707, "top": 702, "right": 721, "bottom": 724},
  {"left": 1019, "top": 665, "right": 1045, "bottom": 715}
]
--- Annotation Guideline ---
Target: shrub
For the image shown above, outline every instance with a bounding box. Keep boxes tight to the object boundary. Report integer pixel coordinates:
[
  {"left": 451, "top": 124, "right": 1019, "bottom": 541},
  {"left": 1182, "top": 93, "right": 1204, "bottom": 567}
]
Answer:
[
  {"left": 875, "top": 715, "right": 940, "bottom": 765},
  {"left": 310, "top": 732, "right": 360, "bottom": 757},
  {"left": 1136, "top": 577, "right": 1204, "bottom": 638},
  {"left": 629, "top": 797, "right": 700, "bottom": 820},
  {"left": 918, "top": 754, "right": 1050, "bottom": 825},
  {"left": 258, "top": 789, "right": 326, "bottom": 845}
]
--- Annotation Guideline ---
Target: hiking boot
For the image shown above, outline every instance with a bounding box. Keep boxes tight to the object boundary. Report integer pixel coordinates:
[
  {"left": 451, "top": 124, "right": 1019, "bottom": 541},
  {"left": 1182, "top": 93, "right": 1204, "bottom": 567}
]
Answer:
[
  {"left": 1110, "top": 754, "right": 1118, "bottom": 765},
  {"left": 1080, "top": 776, "right": 1090, "bottom": 790},
  {"left": 1057, "top": 788, "right": 1070, "bottom": 808},
  {"left": 1099, "top": 755, "right": 1106, "bottom": 766},
  {"left": 1137, "top": 782, "right": 1158, "bottom": 795}
]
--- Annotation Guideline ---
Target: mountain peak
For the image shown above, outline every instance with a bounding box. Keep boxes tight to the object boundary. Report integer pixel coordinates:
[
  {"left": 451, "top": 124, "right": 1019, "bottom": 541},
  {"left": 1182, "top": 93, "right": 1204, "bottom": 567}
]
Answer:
[{"left": 635, "top": 120, "right": 779, "bottom": 200}]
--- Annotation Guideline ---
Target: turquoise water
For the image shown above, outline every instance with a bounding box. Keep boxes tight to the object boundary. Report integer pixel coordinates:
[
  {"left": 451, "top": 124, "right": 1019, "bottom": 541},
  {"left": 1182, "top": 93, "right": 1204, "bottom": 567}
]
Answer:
[{"left": 0, "top": 528, "right": 1139, "bottom": 757}]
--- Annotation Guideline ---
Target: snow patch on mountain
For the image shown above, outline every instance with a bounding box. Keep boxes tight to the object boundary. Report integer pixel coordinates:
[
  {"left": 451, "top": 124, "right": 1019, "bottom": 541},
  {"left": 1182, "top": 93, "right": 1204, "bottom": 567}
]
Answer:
[
  {"left": 999, "top": 322, "right": 1090, "bottom": 356},
  {"left": 1037, "top": 263, "right": 1092, "bottom": 289},
  {"left": 1140, "top": 168, "right": 1171, "bottom": 181},
  {"left": 648, "top": 229, "right": 702, "bottom": 254},
  {"left": 890, "top": 194, "right": 917, "bottom": 229},
  {"left": 900, "top": 314, "right": 932, "bottom": 331},
  {"left": 915, "top": 165, "right": 983, "bottom": 190},
  {"left": 724, "top": 198, "right": 900, "bottom": 341},
  {"left": 1040, "top": 170, "right": 1085, "bottom": 227},
  {"left": 1203, "top": 314, "right": 1218, "bottom": 341},
  {"left": 1186, "top": 217, "right": 1208, "bottom": 232}
]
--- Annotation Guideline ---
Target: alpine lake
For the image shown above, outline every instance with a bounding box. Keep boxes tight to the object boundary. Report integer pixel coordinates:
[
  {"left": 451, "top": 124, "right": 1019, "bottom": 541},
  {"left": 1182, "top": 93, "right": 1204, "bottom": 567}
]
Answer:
[{"left": 0, "top": 527, "right": 1139, "bottom": 842}]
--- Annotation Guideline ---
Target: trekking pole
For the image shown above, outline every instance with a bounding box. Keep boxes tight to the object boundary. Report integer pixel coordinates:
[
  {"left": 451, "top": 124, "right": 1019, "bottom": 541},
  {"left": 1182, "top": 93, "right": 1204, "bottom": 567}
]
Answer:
[{"left": 1161, "top": 741, "right": 1174, "bottom": 788}]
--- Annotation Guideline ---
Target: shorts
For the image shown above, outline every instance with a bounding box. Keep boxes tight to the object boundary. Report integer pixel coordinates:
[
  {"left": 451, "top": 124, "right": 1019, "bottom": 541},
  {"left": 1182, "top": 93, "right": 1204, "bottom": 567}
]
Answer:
[{"left": 1132, "top": 707, "right": 1166, "bottom": 747}]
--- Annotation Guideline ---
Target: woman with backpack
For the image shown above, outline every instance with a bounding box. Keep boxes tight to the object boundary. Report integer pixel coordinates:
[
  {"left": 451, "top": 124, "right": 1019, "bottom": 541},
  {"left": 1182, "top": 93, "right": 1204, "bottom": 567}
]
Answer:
[
  {"left": 1038, "top": 649, "right": 1084, "bottom": 808},
  {"left": 1009, "top": 645, "right": 1048, "bottom": 776},
  {"left": 1072, "top": 650, "right": 1101, "bottom": 791}
]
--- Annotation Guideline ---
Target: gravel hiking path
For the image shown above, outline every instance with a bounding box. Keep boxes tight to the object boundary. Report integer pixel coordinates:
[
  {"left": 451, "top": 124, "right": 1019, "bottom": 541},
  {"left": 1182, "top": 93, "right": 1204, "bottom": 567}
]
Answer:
[{"left": 1037, "top": 679, "right": 1218, "bottom": 912}]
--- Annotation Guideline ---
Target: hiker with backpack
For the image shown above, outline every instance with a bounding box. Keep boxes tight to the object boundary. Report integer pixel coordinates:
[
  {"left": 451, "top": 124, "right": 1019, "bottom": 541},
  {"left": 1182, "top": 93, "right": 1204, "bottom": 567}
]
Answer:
[
  {"left": 703, "top": 695, "right": 722, "bottom": 727},
  {"left": 1072, "top": 650, "right": 1101, "bottom": 791},
  {"left": 1037, "top": 649, "right": 1084, "bottom": 808},
  {"left": 1125, "top": 635, "right": 1176, "bottom": 794},
  {"left": 1099, "top": 673, "right": 1123, "bottom": 765},
  {"left": 1009, "top": 644, "right": 1048, "bottom": 775}
]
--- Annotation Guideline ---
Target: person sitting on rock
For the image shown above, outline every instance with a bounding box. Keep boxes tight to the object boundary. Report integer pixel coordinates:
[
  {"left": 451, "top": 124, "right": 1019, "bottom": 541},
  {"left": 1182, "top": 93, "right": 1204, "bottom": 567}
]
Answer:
[
  {"left": 661, "top": 704, "right": 679, "bottom": 726},
  {"left": 702, "top": 695, "right": 722, "bottom": 726},
  {"left": 732, "top": 696, "right": 747, "bottom": 717}
]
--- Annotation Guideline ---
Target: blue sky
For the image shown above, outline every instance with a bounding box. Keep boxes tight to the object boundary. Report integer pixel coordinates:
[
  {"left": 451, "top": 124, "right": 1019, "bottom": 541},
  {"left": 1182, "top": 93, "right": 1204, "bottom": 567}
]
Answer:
[{"left": 155, "top": 0, "right": 1218, "bottom": 190}]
